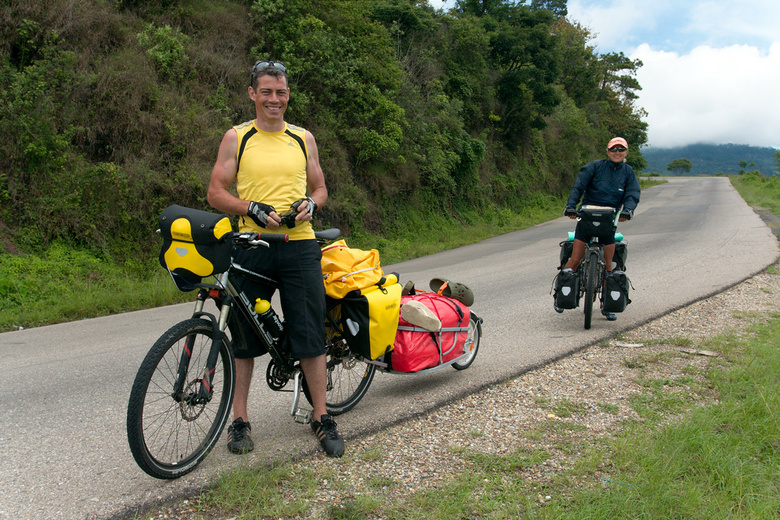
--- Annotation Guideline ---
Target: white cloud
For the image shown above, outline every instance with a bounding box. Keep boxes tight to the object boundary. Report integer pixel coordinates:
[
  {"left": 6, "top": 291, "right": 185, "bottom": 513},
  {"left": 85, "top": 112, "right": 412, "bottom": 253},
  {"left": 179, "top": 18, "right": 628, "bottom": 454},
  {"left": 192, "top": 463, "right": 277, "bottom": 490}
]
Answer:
[
  {"left": 428, "top": 0, "right": 454, "bottom": 10},
  {"left": 568, "top": 0, "right": 780, "bottom": 148},
  {"left": 633, "top": 43, "right": 780, "bottom": 148}
]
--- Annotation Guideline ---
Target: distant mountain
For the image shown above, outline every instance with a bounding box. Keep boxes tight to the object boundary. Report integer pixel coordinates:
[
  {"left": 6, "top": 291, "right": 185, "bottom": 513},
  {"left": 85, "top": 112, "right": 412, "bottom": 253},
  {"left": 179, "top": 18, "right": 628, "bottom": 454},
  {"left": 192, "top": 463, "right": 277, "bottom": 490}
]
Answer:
[{"left": 641, "top": 143, "right": 779, "bottom": 176}]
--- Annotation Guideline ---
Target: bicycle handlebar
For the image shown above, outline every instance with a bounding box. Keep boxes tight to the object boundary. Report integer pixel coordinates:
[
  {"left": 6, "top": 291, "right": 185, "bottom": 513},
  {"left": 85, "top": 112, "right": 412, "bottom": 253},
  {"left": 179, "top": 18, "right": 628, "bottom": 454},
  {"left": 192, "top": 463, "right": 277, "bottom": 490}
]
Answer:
[{"left": 234, "top": 231, "right": 289, "bottom": 248}]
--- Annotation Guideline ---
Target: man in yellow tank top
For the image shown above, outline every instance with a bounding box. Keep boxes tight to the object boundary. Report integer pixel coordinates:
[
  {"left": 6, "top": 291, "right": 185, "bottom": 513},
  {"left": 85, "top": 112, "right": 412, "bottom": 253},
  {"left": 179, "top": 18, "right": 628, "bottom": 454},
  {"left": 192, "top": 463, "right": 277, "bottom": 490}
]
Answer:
[{"left": 207, "top": 61, "right": 343, "bottom": 457}]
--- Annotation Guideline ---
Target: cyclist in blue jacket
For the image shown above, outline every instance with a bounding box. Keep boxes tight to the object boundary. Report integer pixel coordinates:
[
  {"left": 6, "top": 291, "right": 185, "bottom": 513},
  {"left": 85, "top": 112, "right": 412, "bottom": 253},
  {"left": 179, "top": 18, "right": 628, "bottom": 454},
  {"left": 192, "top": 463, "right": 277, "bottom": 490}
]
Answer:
[{"left": 558, "top": 137, "right": 641, "bottom": 319}]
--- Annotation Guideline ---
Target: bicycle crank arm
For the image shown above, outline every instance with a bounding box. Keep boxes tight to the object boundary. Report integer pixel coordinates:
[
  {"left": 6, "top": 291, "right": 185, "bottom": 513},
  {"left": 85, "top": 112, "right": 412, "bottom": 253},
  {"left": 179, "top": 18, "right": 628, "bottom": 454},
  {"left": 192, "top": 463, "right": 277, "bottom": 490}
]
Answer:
[{"left": 290, "top": 369, "right": 313, "bottom": 425}]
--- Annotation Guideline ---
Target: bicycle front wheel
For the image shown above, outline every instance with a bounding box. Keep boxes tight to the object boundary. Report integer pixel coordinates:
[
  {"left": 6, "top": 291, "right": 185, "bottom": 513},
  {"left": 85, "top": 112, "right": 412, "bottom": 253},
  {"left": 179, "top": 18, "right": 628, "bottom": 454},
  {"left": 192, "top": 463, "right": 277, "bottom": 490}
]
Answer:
[
  {"left": 127, "top": 318, "right": 235, "bottom": 479},
  {"left": 583, "top": 251, "right": 599, "bottom": 329}
]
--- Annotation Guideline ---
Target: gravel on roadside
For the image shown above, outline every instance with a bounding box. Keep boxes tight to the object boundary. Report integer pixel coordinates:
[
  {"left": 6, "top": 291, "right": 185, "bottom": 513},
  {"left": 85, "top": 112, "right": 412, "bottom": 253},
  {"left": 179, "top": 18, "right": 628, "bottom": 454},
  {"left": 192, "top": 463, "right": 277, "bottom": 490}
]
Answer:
[{"left": 146, "top": 261, "right": 780, "bottom": 520}]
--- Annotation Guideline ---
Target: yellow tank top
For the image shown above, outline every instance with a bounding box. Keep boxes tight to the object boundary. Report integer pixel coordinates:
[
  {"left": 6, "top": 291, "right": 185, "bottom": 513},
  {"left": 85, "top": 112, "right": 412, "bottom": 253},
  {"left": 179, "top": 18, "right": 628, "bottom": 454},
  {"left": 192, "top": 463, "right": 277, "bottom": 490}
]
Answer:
[{"left": 233, "top": 120, "right": 314, "bottom": 240}]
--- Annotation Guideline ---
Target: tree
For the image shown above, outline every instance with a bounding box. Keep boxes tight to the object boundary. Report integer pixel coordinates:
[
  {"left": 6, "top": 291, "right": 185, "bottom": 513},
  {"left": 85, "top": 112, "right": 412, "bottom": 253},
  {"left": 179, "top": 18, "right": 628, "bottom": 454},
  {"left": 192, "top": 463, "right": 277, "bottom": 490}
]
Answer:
[
  {"left": 488, "top": 6, "right": 561, "bottom": 144},
  {"left": 774, "top": 150, "right": 780, "bottom": 175},
  {"left": 667, "top": 158, "right": 693, "bottom": 175}
]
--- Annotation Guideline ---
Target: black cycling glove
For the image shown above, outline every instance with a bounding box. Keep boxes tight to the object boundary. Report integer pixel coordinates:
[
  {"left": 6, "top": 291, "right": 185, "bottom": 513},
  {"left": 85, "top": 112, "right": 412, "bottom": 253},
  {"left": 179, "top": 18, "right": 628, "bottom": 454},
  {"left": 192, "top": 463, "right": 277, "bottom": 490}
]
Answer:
[
  {"left": 290, "top": 197, "right": 317, "bottom": 217},
  {"left": 247, "top": 201, "right": 275, "bottom": 228},
  {"left": 563, "top": 207, "right": 577, "bottom": 217},
  {"left": 619, "top": 211, "right": 632, "bottom": 221}
]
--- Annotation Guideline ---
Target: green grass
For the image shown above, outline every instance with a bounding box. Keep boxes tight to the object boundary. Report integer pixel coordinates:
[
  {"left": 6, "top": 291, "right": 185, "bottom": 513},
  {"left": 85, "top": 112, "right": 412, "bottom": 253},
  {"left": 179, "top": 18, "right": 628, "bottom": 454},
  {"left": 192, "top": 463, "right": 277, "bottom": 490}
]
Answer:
[
  {"left": 731, "top": 171, "right": 780, "bottom": 214},
  {"left": 0, "top": 243, "right": 190, "bottom": 331},
  {"left": 0, "top": 197, "right": 566, "bottom": 332},
  {"left": 2, "top": 180, "right": 666, "bottom": 332},
  {"left": 532, "top": 318, "right": 780, "bottom": 520}
]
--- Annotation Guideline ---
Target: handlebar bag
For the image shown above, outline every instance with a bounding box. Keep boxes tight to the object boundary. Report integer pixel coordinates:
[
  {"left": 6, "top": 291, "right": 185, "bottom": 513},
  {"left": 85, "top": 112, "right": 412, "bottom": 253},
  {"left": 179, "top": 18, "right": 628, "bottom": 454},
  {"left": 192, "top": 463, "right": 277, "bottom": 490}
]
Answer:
[
  {"left": 602, "top": 270, "right": 631, "bottom": 312},
  {"left": 333, "top": 273, "right": 402, "bottom": 360},
  {"left": 158, "top": 205, "right": 233, "bottom": 288},
  {"left": 321, "top": 239, "right": 384, "bottom": 299},
  {"left": 578, "top": 206, "right": 616, "bottom": 237},
  {"left": 391, "top": 293, "right": 471, "bottom": 373}
]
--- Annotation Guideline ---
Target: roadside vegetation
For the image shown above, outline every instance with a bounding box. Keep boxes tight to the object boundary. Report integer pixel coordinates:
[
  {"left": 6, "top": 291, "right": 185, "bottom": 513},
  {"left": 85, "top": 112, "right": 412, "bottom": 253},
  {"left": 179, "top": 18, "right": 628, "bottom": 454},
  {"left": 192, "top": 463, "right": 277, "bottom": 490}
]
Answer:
[
  {"left": 731, "top": 170, "right": 780, "bottom": 215},
  {"left": 0, "top": 179, "right": 662, "bottom": 332},
  {"left": 2, "top": 0, "right": 650, "bottom": 331}
]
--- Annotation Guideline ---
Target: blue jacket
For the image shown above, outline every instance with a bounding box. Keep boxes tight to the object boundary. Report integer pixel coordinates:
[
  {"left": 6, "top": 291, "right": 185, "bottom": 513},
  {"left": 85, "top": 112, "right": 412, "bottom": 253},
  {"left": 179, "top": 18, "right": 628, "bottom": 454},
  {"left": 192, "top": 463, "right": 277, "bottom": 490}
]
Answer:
[{"left": 566, "top": 159, "right": 641, "bottom": 214}]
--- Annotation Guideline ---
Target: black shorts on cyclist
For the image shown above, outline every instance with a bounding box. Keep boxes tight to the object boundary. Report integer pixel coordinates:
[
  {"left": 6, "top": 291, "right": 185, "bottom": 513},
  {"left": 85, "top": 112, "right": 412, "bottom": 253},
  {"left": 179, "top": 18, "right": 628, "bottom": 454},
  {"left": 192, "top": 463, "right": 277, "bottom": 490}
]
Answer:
[
  {"left": 574, "top": 222, "right": 616, "bottom": 246},
  {"left": 230, "top": 240, "right": 327, "bottom": 360}
]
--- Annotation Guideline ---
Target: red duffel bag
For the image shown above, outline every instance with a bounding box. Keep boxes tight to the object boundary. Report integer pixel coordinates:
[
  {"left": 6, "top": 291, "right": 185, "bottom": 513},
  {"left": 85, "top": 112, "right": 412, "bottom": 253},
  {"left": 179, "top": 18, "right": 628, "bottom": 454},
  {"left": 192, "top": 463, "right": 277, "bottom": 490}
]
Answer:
[{"left": 391, "top": 293, "right": 471, "bottom": 373}]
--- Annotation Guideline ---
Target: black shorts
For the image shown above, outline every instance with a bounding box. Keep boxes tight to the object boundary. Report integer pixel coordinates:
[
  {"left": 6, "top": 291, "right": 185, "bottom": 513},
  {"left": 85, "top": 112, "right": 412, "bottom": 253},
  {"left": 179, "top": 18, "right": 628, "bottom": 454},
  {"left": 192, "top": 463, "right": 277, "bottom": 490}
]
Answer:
[
  {"left": 574, "top": 221, "right": 616, "bottom": 246},
  {"left": 229, "top": 240, "right": 326, "bottom": 360}
]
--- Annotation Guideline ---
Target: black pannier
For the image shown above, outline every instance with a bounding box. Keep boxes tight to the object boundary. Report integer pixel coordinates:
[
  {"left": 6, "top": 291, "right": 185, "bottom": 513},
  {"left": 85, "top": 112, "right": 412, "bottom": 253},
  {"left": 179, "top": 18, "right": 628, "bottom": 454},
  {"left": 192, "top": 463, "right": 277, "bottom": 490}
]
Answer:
[
  {"left": 602, "top": 270, "right": 631, "bottom": 312},
  {"left": 611, "top": 241, "right": 628, "bottom": 271},
  {"left": 559, "top": 240, "right": 574, "bottom": 269},
  {"left": 554, "top": 269, "right": 580, "bottom": 309}
]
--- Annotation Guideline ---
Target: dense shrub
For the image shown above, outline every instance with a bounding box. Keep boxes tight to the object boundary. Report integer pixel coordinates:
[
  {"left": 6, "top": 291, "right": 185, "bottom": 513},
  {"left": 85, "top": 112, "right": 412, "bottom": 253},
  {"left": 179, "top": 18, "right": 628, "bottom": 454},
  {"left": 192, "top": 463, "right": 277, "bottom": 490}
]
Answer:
[{"left": 0, "top": 0, "right": 647, "bottom": 259}]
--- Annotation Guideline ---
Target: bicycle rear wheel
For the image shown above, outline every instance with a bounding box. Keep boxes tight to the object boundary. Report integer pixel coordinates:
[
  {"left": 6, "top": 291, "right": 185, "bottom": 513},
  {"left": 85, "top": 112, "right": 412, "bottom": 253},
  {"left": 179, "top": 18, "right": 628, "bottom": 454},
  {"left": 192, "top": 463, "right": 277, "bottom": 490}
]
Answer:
[
  {"left": 302, "top": 337, "right": 376, "bottom": 416},
  {"left": 453, "top": 313, "right": 482, "bottom": 370},
  {"left": 127, "top": 318, "right": 235, "bottom": 479}
]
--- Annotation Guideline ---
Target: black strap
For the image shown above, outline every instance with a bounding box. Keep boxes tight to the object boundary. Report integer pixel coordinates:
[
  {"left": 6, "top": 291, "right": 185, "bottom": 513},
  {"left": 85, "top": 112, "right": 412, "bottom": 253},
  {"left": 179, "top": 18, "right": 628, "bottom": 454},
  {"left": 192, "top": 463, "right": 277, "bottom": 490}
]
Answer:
[
  {"left": 284, "top": 128, "right": 307, "bottom": 162},
  {"left": 236, "top": 126, "right": 257, "bottom": 171}
]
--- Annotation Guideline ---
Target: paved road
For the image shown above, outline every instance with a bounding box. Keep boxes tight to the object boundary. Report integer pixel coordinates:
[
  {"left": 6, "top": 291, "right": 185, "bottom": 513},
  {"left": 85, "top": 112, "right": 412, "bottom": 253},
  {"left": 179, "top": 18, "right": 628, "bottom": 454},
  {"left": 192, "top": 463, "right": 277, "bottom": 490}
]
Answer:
[{"left": 0, "top": 177, "right": 776, "bottom": 519}]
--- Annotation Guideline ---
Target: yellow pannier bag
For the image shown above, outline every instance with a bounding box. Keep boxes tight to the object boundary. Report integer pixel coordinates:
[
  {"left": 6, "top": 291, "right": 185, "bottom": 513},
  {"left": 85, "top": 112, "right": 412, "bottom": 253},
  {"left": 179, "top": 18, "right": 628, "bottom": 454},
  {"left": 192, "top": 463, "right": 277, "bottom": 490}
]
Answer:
[
  {"left": 321, "top": 239, "right": 384, "bottom": 299},
  {"left": 158, "top": 205, "right": 233, "bottom": 291},
  {"left": 337, "top": 273, "right": 402, "bottom": 360}
]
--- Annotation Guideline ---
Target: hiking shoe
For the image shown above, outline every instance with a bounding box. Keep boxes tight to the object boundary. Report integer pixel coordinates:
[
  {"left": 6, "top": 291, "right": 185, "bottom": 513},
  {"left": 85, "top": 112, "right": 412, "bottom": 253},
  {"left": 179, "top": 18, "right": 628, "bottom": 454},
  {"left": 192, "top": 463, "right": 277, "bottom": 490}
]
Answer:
[
  {"left": 227, "top": 418, "right": 254, "bottom": 454},
  {"left": 554, "top": 303, "right": 564, "bottom": 313},
  {"left": 602, "top": 310, "right": 617, "bottom": 321},
  {"left": 311, "top": 414, "right": 344, "bottom": 457}
]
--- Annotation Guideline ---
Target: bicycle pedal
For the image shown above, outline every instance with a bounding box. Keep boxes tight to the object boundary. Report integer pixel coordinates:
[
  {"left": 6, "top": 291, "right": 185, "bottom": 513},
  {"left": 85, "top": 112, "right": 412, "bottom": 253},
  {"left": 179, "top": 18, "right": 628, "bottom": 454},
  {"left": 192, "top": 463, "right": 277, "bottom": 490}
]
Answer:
[{"left": 292, "top": 407, "right": 312, "bottom": 424}]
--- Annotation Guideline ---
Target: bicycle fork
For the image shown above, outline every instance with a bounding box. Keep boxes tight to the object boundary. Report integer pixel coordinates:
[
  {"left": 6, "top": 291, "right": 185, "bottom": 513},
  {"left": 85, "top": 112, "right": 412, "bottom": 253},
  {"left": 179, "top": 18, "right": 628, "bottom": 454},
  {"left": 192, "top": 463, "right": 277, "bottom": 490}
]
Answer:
[{"left": 171, "top": 288, "right": 226, "bottom": 407}]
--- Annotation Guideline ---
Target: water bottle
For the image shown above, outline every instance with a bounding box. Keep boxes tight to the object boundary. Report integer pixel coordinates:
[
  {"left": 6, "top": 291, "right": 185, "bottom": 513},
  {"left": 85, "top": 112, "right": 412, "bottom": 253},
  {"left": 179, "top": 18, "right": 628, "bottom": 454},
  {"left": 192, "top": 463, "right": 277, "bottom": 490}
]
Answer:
[{"left": 254, "top": 299, "right": 283, "bottom": 338}]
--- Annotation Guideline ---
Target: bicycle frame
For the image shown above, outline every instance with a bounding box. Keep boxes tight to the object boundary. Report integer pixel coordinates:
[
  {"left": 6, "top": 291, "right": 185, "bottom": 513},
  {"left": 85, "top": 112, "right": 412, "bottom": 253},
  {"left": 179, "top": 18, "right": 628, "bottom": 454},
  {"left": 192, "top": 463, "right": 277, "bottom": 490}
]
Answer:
[{"left": 177, "top": 254, "right": 315, "bottom": 424}]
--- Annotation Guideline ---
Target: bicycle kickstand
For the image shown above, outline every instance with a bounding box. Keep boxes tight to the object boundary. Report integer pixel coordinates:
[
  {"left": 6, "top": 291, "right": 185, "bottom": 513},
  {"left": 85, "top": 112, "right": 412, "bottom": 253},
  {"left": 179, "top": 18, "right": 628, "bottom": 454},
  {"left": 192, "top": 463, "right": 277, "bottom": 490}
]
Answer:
[{"left": 290, "top": 369, "right": 313, "bottom": 424}]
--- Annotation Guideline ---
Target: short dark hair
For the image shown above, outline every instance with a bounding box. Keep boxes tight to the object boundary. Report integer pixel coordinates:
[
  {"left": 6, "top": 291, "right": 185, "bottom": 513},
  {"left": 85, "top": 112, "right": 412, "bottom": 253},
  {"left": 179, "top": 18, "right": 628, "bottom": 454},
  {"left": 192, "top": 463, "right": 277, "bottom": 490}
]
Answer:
[{"left": 250, "top": 61, "right": 288, "bottom": 89}]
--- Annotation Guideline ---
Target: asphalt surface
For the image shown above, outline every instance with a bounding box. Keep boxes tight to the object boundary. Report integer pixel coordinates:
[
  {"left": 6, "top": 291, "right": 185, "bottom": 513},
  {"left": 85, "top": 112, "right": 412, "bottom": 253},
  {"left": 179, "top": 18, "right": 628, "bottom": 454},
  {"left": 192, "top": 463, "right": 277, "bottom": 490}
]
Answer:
[{"left": 1, "top": 177, "right": 777, "bottom": 519}]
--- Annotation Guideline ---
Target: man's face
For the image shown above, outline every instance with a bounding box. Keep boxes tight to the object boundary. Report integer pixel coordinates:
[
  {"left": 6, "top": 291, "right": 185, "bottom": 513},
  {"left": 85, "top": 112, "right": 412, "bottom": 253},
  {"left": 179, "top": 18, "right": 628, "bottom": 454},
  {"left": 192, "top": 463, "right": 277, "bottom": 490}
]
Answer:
[
  {"left": 249, "top": 74, "right": 289, "bottom": 124},
  {"left": 607, "top": 146, "right": 628, "bottom": 163}
]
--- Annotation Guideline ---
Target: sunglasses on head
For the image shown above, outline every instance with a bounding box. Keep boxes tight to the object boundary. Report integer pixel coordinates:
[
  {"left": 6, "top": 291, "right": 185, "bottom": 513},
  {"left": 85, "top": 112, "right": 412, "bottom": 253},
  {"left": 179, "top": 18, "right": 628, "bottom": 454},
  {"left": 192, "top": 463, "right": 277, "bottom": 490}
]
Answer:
[
  {"left": 252, "top": 60, "right": 287, "bottom": 73},
  {"left": 608, "top": 146, "right": 628, "bottom": 152}
]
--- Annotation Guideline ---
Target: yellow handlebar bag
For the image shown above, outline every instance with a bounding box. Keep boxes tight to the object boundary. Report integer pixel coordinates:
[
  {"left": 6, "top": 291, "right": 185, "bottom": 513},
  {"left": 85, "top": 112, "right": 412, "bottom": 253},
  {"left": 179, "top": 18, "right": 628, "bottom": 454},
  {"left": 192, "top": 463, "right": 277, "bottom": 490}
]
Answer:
[
  {"left": 321, "top": 240, "right": 384, "bottom": 299},
  {"left": 158, "top": 205, "right": 233, "bottom": 290}
]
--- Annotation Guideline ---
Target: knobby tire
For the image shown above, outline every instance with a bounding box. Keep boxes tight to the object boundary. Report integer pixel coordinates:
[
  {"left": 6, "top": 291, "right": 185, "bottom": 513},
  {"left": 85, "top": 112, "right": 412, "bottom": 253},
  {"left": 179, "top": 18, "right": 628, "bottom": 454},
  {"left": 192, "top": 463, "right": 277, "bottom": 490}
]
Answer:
[{"left": 127, "top": 318, "right": 235, "bottom": 479}]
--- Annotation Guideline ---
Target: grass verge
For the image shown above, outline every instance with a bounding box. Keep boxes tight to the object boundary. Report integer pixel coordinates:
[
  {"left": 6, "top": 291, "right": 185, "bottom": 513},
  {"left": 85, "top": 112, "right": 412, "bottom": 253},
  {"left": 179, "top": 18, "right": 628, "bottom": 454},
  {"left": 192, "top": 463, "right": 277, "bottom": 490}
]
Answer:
[{"left": 0, "top": 197, "right": 566, "bottom": 332}]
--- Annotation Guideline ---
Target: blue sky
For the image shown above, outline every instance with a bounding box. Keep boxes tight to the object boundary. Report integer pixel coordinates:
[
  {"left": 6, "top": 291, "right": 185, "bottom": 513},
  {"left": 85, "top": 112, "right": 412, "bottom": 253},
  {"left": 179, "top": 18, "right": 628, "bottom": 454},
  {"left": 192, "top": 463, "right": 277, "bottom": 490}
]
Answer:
[{"left": 430, "top": 0, "right": 780, "bottom": 149}]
